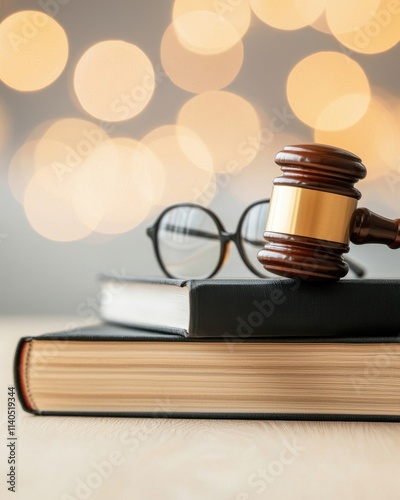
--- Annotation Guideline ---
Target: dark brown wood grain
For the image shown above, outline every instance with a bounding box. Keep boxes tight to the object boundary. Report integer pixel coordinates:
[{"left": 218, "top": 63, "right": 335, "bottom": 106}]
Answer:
[
  {"left": 258, "top": 231, "right": 349, "bottom": 281},
  {"left": 274, "top": 143, "right": 367, "bottom": 198},
  {"left": 258, "top": 144, "right": 400, "bottom": 280},
  {"left": 351, "top": 208, "right": 400, "bottom": 249}
]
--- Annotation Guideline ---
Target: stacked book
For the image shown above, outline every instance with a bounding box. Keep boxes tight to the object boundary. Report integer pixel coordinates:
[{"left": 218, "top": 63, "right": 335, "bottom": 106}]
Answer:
[{"left": 15, "top": 277, "right": 400, "bottom": 420}]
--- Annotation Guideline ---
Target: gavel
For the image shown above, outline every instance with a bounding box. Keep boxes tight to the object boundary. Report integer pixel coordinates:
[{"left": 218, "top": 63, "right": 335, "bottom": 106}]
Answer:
[{"left": 257, "top": 144, "right": 400, "bottom": 281}]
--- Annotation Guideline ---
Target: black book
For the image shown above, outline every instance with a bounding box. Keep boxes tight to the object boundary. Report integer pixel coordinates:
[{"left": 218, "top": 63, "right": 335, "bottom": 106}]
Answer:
[
  {"left": 100, "top": 276, "right": 400, "bottom": 338},
  {"left": 14, "top": 323, "right": 400, "bottom": 421}
]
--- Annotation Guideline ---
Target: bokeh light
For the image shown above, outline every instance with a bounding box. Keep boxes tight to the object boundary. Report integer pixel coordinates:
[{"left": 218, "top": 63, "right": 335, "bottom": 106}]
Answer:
[
  {"left": 326, "top": 0, "right": 400, "bottom": 54},
  {"left": 8, "top": 118, "right": 110, "bottom": 206},
  {"left": 0, "top": 100, "right": 9, "bottom": 151},
  {"left": 314, "top": 96, "right": 398, "bottom": 180},
  {"left": 229, "top": 132, "right": 307, "bottom": 205},
  {"left": 8, "top": 141, "right": 40, "bottom": 204},
  {"left": 172, "top": 0, "right": 251, "bottom": 55},
  {"left": 23, "top": 135, "right": 163, "bottom": 240},
  {"left": 250, "top": 0, "right": 327, "bottom": 30},
  {"left": 25, "top": 119, "right": 56, "bottom": 142},
  {"left": 0, "top": 10, "right": 68, "bottom": 91},
  {"left": 71, "top": 138, "right": 161, "bottom": 234},
  {"left": 74, "top": 40, "right": 155, "bottom": 121},
  {"left": 142, "top": 125, "right": 216, "bottom": 205},
  {"left": 287, "top": 51, "right": 371, "bottom": 131},
  {"left": 326, "top": 0, "right": 379, "bottom": 34},
  {"left": 161, "top": 22, "right": 244, "bottom": 93},
  {"left": 35, "top": 117, "right": 110, "bottom": 175},
  {"left": 24, "top": 165, "right": 94, "bottom": 242},
  {"left": 82, "top": 232, "right": 119, "bottom": 245},
  {"left": 310, "top": 10, "right": 331, "bottom": 33},
  {"left": 177, "top": 91, "right": 261, "bottom": 173}
]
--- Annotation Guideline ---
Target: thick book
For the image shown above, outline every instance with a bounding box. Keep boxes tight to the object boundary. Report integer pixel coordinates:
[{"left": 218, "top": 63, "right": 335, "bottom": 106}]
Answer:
[
  {"left": 99, "top": 276, "right": 400, "bottom": 338},
  {"left": 14, "top": 324, "right": 400, "bottom": 421}
]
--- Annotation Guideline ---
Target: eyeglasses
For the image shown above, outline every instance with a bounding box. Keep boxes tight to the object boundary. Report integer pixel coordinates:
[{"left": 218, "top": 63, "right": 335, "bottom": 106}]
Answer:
[{"left": 146, "top": 200, "right": 366, "bottom": 280}]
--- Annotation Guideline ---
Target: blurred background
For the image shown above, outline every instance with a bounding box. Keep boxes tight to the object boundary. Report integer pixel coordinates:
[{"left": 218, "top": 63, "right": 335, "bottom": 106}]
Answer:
[{"left": 1, "top": 0, "right": 400, "bottom": 314}]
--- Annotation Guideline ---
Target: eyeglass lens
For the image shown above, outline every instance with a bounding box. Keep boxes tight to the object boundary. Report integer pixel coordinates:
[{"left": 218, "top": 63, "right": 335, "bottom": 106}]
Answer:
[
  {"left": 154, "top": 201, "right": 365, "bottom": 279},
  {"left": 157, "top": 206, "right": 222, "bottom": 279},
  {"left": 239, "top": 201, "right": 275, "bottom": 277}
]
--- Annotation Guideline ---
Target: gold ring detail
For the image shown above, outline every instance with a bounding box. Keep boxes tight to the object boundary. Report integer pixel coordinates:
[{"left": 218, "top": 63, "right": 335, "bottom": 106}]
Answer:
[{"left": 266, "top": 185, "right": 357, "bottom": 244}]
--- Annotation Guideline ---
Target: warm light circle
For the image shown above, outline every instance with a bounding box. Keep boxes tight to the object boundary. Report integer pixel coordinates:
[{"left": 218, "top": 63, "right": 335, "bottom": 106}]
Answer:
[
  {"left": 71, "top": 138, "right": 159, "bottom": 234},
  {"left": 172, "top": 11, "right": 240, "bottom": 55},
  {"left": 310, "top": 11, "right": 332, "bottom": 34},
  {"left": 24, "top": 165, "right": 94, "bottom": 242},
  {"left": 161, "top": 23, "right": 243, "bottom": 93},
  {"left": 229, "top": 132, "right": 306, "bottom": 205},
  {"left": 74, "top": 40, "right": 155, "bottom": 121},
  {"left": 314, "top": 97, "right": 398, "bottom": 180},
  {"left": 8, "top": 138, "right": 72, "bottom": 205},
  {"left": 326, "top": 0, "right": 380, "bottom": 34},
  {"left": 142, "top": 125, "right": 216, "bottom": 206},
  {"left": 177, "top": 91, "right": 261, "bottom": 173},
  {"left": 172, "top": 0, "right": 250, "bottom": 54},
  {"left": 0, "top": 10, "right": 68, "bottom": 91},
  {"left": 25, "top": 119, "right": 55, "bottom": 142},
  {"left": 8, "top": 141, "right": 39, "bottom": 204},
  {"left": 35, "top": 117, "right": 110, "bottom": 177},
  {"left": 287, "top": 52, "right": 371, "bottom": 131},
  {"left": 326, "top": 0, "right": 400, "bottom": 54},
  {"left": 250, "top": 0, "right": 327, "bottom": 30},
  {"left": 0, "top": 100, "right": 8, "bottom": 151},
  {"left": 9, "top": 117, "right": 112, "bottom": 207},
  {"left": 24, "top": 135, "right": 162, "bottom": 239}
]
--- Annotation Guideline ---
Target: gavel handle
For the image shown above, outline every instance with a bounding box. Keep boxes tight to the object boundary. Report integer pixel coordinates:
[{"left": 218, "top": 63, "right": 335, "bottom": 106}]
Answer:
[{"left": 350, "top": 208, "right": 400, "bottom": 249}]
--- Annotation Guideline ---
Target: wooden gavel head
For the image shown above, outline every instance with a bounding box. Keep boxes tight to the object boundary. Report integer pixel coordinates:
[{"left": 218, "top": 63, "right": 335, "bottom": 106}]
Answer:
[{"left": 257, "top": 144, "right": 400, "bottom": 281}]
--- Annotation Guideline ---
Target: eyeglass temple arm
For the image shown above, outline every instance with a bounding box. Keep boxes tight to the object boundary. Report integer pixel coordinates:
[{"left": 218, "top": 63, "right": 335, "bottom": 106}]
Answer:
[
  {"left": 163, "top": 223, "right": 220, "bottom": 241},
  {"left": 343, "top": 256, "right": 365, "bottom": 278},
  {"left": 163, "top": 224, "right": 366, "bottom": 277}
]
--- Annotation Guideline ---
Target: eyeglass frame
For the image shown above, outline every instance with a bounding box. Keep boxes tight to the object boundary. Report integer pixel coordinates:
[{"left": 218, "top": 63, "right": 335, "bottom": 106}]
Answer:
[{"left": 146, "top": 199, "right": 366, "bottom": 280}]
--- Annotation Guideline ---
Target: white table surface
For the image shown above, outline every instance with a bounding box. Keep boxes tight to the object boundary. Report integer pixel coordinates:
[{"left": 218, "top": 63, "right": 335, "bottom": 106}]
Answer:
[{"left": 1, "top": 316, "right": 400, "bottom": 500}]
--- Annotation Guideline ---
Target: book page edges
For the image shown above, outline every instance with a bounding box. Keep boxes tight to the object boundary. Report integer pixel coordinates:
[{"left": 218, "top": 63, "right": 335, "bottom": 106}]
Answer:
[
  {"left": 100, "top": 280, "right": 190, "bottom": 333},
  {"left": 15, "top": 339, "right": 37, "bottom": 413}
]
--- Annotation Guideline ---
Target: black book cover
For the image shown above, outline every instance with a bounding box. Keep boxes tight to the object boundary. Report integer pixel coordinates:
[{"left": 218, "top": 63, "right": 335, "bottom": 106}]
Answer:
[{"left": 100, "top": 276, "right": 400, "bottom": 338}]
